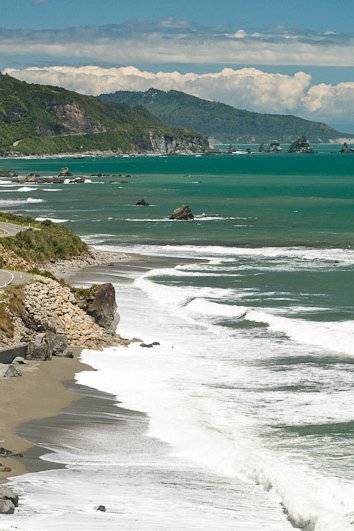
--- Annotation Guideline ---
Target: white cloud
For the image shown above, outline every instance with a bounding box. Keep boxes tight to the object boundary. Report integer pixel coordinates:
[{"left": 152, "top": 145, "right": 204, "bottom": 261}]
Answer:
[
  {"left": 1, "top": 23, "right": 354, "bottom": 66},
  {"left": 5, "top": 64, "right": 354, "bottom": 129}
]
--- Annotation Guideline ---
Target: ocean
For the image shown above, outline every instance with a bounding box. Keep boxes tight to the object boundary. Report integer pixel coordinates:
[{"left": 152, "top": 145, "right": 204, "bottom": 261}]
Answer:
[{"left": 1, "top": 151, "right": 354, "bottom": 530}]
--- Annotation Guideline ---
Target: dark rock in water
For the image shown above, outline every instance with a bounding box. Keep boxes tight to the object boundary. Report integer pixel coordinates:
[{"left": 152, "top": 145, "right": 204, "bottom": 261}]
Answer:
[
  {"left": 340, "top": 142, "right": 354, "bottom": 153},
  {"left": 97, "top": 505, "right": 106, "bottom": 512},
  {"left": 136, "top": 199, "right": 149, "bottom": 206},
  {"left": 0, "top": 499, "right": 15, "bottom": 514},
  {"left": 87, "top": 283, "right": 119, "bottom": 331},
  {"left": 169, "top": 204, "right": 194, "bottom": 220},
  {"left": 27, "top": 332, "right": 71, "bottom": 360},
  {"left": 140, "top": 342, "right": 160, "bottom": 348},
  {"left": 0, "top": 170, "right": 18, "bottom": 178},
  {"left": 0, "top": 485, "right": 19, "bottom": 507},
  {"left": 59, "top": 167, "right": 72, "bottom": 177},
  {"left": 288, "top": 136, "right": 314, "bottom": 153},
  {"left": 0, "top": 364, "right": 22, "bottom": 378}
]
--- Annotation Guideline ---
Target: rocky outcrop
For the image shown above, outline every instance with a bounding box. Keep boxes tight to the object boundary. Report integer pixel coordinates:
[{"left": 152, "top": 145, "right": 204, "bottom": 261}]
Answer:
[
  {"left": 170, "top": 205, "right": 194, "bottom": 220},
  {"left": 136, "top": 199, "right": 149, "bottom": 206},
  {"left": 55, "top": 103, "right": 105, "bottom": 135},
  {"left": 59, "top": 167, "right": 72, "bottom": 177},
  {"left": 27, "top": 331, "right": 72, "bottom": 361},
  {"left": 340, "top": 142, "right": 354, "bottom": 153},
  {"left": 75, "top": 283, "right": 119, "bottom": 333},
  {"left": 147, "top": 130, "right": 208, "bottom": 154},
  {"left": 0, "top": 486, "right": 19, "bottom": 514},
  {"left": 288, "top": 136, "right": 314, "bottom": 153},
  {"left": 23, "top": 277, "right": 124, "bottom": 348}
]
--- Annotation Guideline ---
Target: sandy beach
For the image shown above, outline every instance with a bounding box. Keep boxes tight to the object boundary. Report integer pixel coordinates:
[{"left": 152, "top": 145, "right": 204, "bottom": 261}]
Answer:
[
  {"left": 0, "top": 350, "right": 90, "bottom": 483},
  {"left": 0, "top": 249, "right": 147, "bottom": 485}
]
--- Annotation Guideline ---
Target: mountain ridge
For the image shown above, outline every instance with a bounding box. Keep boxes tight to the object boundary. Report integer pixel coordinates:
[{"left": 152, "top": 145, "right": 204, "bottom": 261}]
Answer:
[
  {"left": 99, "top": 88, "right": 351, "bottom": 143},
  {"left": 0, "top": 74, "right": 208, "bottom": 155}
]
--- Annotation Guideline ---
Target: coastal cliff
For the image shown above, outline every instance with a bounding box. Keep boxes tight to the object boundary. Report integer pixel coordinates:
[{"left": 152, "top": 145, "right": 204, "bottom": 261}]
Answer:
[
  {"left": 0, "top": 214, "right": 127, "bottom": 352},
  {"left": 0, "top": 73, "right": 209, "bottom": 155}
]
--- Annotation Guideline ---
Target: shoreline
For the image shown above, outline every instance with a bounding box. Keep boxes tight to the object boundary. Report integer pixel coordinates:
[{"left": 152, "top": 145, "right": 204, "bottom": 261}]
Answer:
[
  {"left": 0, "top": 349, "right": 90, "bottom": 484},
  {"left": 0, "top": 248, "right": 149, "bottom": 486}
]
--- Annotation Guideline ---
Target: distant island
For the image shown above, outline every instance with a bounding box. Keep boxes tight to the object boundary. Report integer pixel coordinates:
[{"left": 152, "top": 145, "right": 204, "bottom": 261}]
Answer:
[
  {"left": 0, "top": 74, "right": 208, "bottom": 156},
  {"left": 99, "top": 88, "right": 353, "bottom": 144}
]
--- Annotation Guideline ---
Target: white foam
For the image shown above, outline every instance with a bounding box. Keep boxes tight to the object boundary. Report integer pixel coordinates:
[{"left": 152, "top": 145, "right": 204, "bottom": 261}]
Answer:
[
  {"left": 35, "top": 217, "right": 69, "bottom": 223},
  {"left": 0, "top": 197, "right": 45, "bottom": 206},
  {"left": 247, "top": 310, "right": 354, "bottom": 357},
  {"left": 18, "top": 186, "right": 37, "bottom": 192},
  {"left": 93, "top": 243, "right": 354, "bottom": 266}
]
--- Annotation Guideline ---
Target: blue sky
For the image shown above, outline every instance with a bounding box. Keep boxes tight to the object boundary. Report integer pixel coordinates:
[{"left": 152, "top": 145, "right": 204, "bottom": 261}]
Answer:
[
  {"left": 1, "top": 0, "right": 354, "bottom": 131},
  {"left": 3, "top": 0, "right": 354, "bottom": 33}
]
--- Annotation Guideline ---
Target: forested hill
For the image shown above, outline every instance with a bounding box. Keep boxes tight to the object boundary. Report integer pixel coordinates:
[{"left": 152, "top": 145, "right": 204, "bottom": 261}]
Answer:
[
  {"left": 99, "top": 88, "right": 350, "bottom": 143},
  {"left": 0, "top": 74, "right": 208, "bottom": 155}
]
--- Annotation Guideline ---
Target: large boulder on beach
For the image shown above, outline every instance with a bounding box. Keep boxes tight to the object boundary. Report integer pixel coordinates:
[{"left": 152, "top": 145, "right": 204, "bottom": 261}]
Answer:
[
  {"left": 0, "top": 485, "right": 19, "bottom": 507},
  {"left": 0, "top": 499, "right": 15, "bottom": 514},
  {"left": 86, "top": 283, "right": 119, "bottom": 332},
  {"left": 27, "top": 331, "right": 71, "bottom": 360},
  {"left": 169, "top": 204, "right": 194, "bottom": 220}
]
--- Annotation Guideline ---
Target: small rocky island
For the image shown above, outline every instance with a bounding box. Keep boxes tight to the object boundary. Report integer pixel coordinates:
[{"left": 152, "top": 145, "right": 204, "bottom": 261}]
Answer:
[
  {"left": 169, "top": 205, "right": 194, "bottom": 220},
  {"left": 288, "top": 136, "right": 314, "bottom": 153}
]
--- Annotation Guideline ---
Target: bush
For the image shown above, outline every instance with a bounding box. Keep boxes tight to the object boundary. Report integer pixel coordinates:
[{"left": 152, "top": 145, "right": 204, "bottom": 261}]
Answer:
[{"left": 1, "top": 219, "right": 87, "bottom": 263}]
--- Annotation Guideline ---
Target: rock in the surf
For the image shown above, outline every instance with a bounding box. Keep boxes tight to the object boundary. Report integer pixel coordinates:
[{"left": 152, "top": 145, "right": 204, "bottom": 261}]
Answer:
[
  {"left": 86, "top": 283, "right": 119, "bottom": 331},
  {"left": 169, "top": 204, "right": 194, "bottom": 220},
  {"left": 0, "top": 499, "right": 15, "bottom": 514},
  {"left": 0, "top": 485, "right": 19, "bottom": 507}
]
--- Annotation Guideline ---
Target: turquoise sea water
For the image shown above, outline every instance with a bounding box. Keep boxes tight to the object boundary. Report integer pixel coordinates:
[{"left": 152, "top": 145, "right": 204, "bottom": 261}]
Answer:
[{"left": 2, "top": 152, "right": 354, "bottom": 530}]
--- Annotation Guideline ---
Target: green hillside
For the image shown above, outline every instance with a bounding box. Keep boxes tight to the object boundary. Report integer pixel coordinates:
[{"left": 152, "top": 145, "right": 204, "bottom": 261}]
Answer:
[
  {"left": 0, "top": 74, "right": 208, "bottom": 154},
  {"left": 99, "top": 88, "right": 350, "bottom": 143}
]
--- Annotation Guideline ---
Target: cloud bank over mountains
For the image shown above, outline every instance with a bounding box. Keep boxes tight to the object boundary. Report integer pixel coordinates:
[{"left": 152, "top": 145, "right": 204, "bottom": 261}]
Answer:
[
  {"left": 2, "top": 20, "right": 354, "bottom": 130},
  {"left": 5, "top": 65, "right": 354, "bottom": 130}
]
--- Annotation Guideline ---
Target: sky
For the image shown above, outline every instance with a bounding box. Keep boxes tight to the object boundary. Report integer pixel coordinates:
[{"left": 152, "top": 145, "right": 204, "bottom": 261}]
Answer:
[{"left": 1, "top": 0, "right": 354, "bottom": 131}]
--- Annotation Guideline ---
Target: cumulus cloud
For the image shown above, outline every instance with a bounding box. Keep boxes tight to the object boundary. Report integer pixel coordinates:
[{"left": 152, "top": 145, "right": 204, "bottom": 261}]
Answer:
[
  {"left": 5, "top": 64, "right": 354, "bottom": 129},
  {"left": 1, "top": 22, "right": 354, "bottom": 66}
]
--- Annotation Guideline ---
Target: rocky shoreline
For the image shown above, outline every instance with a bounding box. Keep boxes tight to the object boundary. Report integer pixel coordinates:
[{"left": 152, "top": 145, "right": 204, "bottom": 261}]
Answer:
[{"left": 0, "top": 248, "right": 146, "bottom": 514}]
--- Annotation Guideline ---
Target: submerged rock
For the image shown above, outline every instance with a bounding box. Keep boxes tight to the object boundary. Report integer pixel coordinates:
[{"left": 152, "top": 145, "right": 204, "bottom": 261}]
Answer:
[
  {"left": 169, "top": 204, "right": 194, "bottom": 220},
  {"left": 136, "top": 199, "right": 149, "bottom": 206}
]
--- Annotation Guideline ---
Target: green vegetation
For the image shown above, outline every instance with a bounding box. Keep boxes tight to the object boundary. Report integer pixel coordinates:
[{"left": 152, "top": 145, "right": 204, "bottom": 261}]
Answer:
[
  {"left": 0, "top": 217, "right": 87, "bottom": 263},
  {"left": 99, "top": 88, "right": 351, "bottom": 143},
  {"left": 0, "top": 211, "right": 41, "bottom": 227},
  {"left": 0, "top": 74, "right": 207, "bottom": 154}
]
